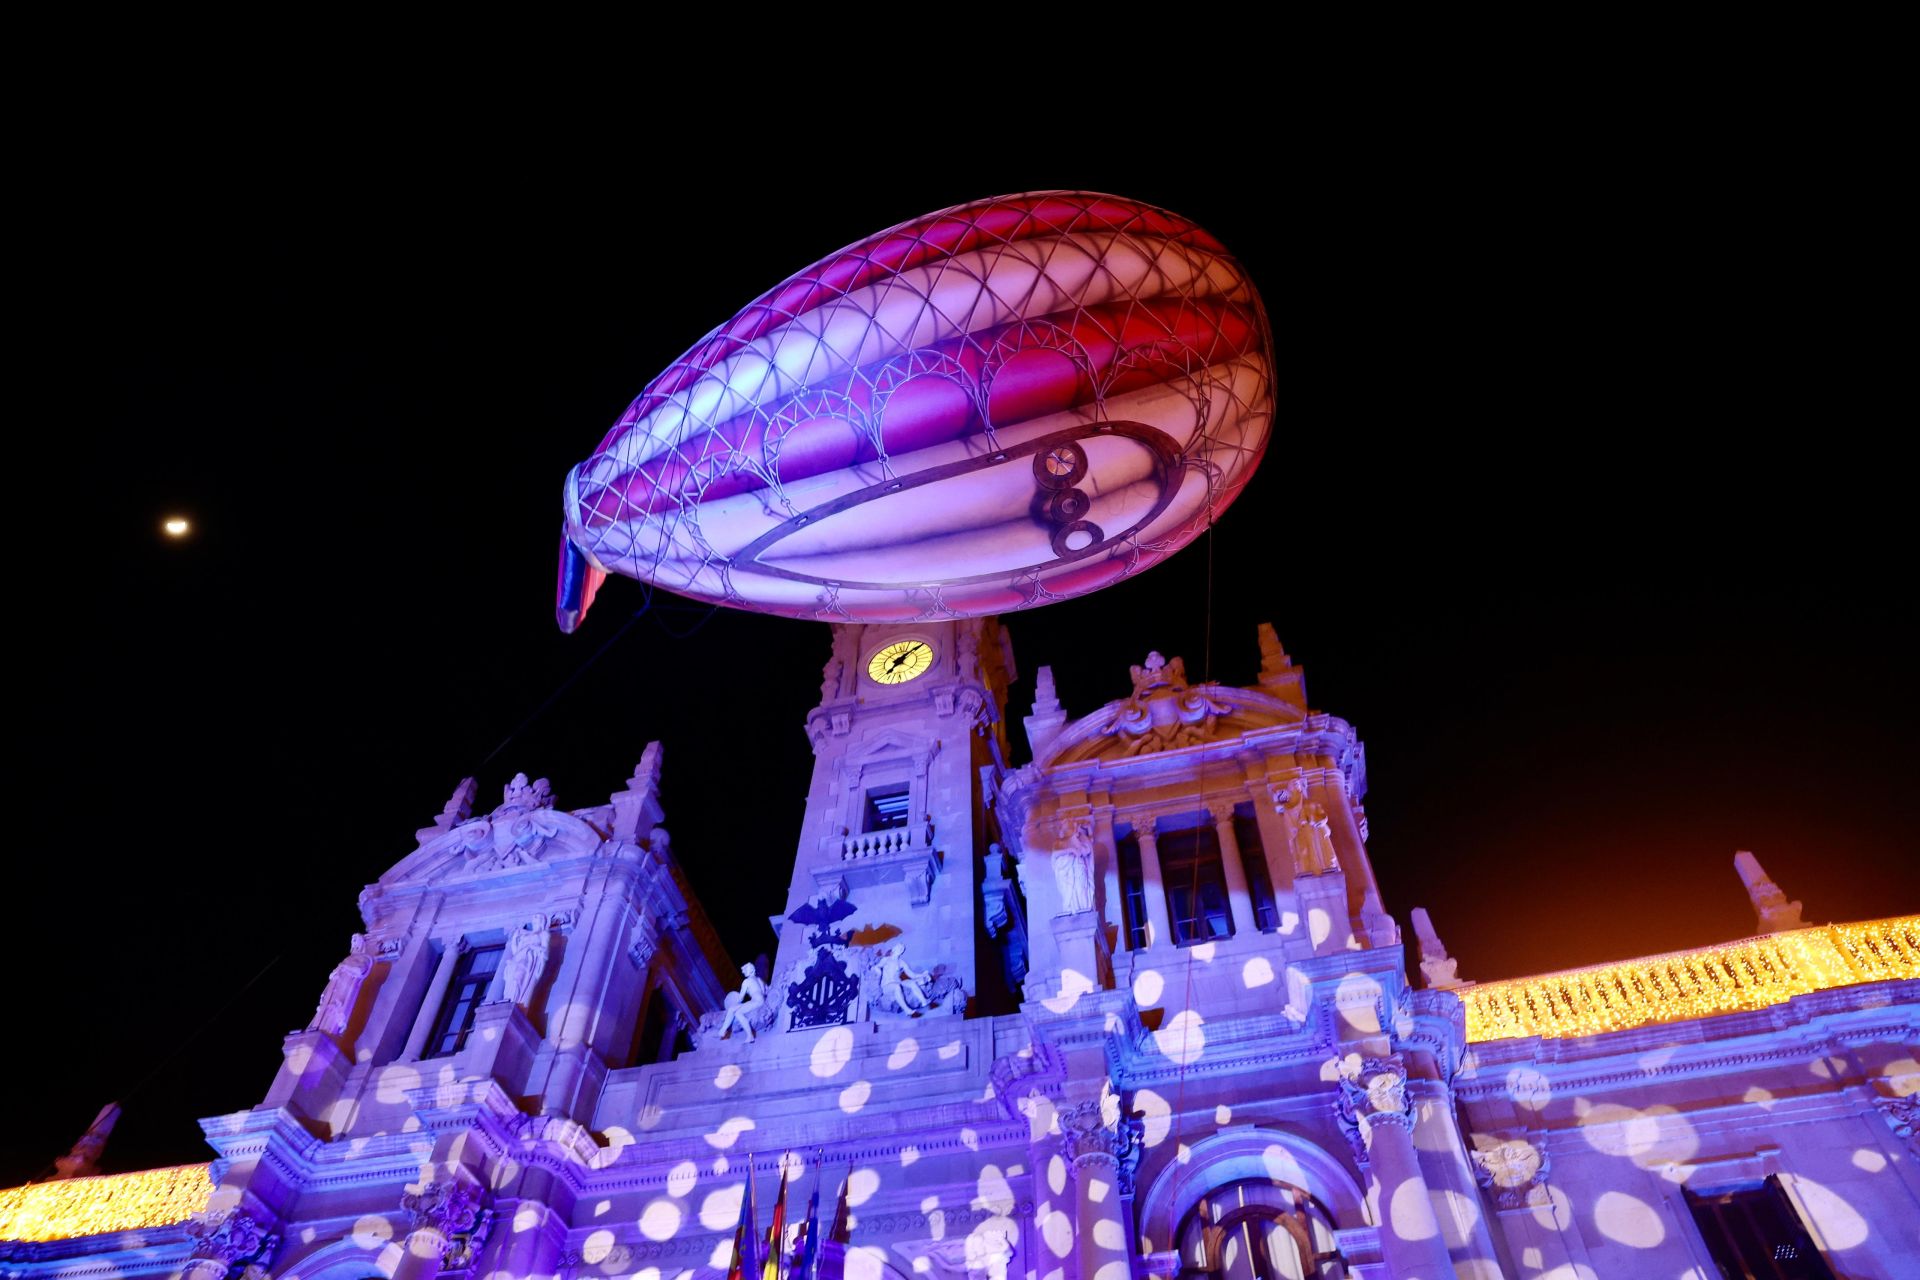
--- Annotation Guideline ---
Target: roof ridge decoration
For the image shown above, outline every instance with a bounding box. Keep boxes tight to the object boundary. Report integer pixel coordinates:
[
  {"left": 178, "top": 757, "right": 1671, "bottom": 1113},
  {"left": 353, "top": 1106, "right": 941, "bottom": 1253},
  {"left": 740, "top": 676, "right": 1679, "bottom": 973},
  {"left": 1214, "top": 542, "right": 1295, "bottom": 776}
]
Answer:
[{"left": 1036, "top": 656, "right": 1308, "bottom": 769}]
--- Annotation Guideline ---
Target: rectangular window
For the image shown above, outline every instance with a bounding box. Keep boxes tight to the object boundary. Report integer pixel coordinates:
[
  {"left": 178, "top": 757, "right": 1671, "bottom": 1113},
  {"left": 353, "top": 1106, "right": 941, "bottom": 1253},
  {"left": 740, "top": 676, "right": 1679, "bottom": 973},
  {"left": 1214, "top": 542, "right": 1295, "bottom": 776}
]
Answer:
[
  {"left": 1160, "top": 825, "right": 1233, "bottom": 945},
  {"left": 1685, "top": 1176, "right": 1837, "bottom": 1280},
  {"left": 1235, "top": 810, "right": 1281, "bottom": 931},
  {"left": 1118, "top": 834, "right": 1149, "bottom": 950},
  {"left": 425, "top": 943, "right": 503, "bottom": 1059},
  {"left": 863, "top": 784, "right": 912, "bottom": 832}
]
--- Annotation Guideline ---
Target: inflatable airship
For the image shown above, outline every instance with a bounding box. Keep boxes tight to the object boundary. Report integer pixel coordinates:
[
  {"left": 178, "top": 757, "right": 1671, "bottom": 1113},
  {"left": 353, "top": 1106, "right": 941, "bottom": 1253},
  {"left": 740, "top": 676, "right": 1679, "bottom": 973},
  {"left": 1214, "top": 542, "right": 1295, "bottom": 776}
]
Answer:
[{"left": 556, "top": 191, "right": 1271, "bottom": 630}]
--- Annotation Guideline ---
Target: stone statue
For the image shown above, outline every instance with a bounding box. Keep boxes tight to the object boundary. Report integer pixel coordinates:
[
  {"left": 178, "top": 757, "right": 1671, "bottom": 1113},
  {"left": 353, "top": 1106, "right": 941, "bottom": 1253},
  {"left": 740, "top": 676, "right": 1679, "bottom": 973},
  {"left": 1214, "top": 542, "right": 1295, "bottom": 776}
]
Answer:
[
  {"left": 1410, "top": 907, "right": 1462, "bottom": 990},
  {"left": 309, "top": 934, "right": 374, "bottom": 1035},
  {"left": 820, "top": 625, "right": 855, "bottom": 703},
  {"left": 1297, "top": 802, "right": 1341, "bottom": 875},
  {"left": 718, "top": 963, "right": 768, "bottom": 1040},
  {"left": 957, "top": 625, "right": 980, "bottom": 680},
  {"left": 501, "top": 915, "right": 552, "bottom": 1008},
  {"left": 1734, "top": 851, "right": 1805, "bottom": 933},
  {"left": 1051, "top": 820, "right": 1096, "bottom": 915},
  {"left": 876, "top": 944, "right": 933, "bottom": 1014},
  {"left": 499, "top": 772, "right": 554, "bottom": 813},
  {"left": 416, "top": 777, "right": 480, "bottom": 844},
  {"left": 1107, "top": 651, "right": 1228, "bottom": 756},
  {"left": 1128, "top": 650, "right": 1183, "bottom": 696},
  {"left": 51, "top": 1102, "right": 121, "bottom": 1180}
]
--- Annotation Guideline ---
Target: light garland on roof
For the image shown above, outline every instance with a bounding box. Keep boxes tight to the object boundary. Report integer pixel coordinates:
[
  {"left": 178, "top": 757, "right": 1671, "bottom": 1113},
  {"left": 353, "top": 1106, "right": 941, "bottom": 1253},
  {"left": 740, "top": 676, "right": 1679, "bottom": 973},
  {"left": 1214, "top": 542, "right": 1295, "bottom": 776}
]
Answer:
[
  {"left": 1461, "top": 915, "right": 1919, "bottom": 1043},
  {"left": 0, "top": 1163, "right": 212, "bottom": 1243}
]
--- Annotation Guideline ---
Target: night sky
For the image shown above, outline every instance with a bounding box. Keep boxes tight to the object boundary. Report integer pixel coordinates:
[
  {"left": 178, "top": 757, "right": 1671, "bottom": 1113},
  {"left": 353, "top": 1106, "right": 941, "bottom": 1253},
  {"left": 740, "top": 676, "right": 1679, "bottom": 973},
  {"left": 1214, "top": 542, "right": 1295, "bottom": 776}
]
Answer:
[{"left": 12, "top": 118, "right": 1913, "bottom": 1187}]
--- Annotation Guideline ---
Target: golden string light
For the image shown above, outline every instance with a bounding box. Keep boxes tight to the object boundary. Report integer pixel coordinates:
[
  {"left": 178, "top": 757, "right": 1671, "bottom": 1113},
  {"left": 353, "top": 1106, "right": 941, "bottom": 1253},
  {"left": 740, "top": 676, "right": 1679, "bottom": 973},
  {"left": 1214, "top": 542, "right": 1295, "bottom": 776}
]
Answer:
[
  {"left": 0, "top": 1164, "right": 212, "bottom": 1243},
  {"left": 1461, "top": 915, "right": 1920, "bottom": 1043}
]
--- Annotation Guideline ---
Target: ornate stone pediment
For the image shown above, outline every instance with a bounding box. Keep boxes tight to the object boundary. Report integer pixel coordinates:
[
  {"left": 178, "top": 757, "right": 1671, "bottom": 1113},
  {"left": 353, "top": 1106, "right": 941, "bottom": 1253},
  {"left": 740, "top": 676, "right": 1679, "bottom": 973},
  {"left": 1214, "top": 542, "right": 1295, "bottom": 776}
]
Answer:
[
  {"left": 1037, "top": 661, "right": 1307, "bottom": 767},
  {"left": 381, "top": 803, "right": 606, "bottom": 886},
  {"left": 838, "top": 724, "right": 939, "bottom": 783}
]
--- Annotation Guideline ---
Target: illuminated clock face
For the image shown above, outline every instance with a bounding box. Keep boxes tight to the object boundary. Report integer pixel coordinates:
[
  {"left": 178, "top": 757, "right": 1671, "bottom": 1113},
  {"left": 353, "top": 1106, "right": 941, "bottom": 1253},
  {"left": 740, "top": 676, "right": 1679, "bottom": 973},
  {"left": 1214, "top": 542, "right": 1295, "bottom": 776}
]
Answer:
[{"left": 867, "top": 639, "right": 935, "bottom": 685}]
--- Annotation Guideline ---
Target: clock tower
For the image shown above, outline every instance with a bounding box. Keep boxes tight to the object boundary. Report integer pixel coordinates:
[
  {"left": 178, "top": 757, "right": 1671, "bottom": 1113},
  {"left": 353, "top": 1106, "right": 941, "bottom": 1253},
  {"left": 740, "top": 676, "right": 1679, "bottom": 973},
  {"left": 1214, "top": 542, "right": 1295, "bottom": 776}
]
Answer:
[{"left": 773, "top": 617, "right": 1019, "bottom": 1020}]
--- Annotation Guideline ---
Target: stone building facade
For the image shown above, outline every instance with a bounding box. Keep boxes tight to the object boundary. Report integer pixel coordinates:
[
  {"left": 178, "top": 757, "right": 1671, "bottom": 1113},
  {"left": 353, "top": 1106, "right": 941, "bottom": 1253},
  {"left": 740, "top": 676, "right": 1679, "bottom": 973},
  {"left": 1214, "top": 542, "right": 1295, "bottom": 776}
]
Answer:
[{"left": 3, "top": 621, "right": 1916, "bottom": 1280}]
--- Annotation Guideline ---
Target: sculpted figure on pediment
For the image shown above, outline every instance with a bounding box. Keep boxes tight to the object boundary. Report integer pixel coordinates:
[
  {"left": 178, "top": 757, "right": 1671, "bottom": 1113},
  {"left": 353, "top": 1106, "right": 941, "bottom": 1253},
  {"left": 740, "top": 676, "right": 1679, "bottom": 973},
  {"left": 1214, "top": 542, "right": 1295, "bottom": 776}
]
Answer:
[
  {"left": 310, "top": 933, "right": 373, "bottom": 1035},
  {"left": 498, "top": 772, "right": 554, "bottom": 814},
  {"left": 1101, "top": 652, "right": 1232, "bottom": 758}
]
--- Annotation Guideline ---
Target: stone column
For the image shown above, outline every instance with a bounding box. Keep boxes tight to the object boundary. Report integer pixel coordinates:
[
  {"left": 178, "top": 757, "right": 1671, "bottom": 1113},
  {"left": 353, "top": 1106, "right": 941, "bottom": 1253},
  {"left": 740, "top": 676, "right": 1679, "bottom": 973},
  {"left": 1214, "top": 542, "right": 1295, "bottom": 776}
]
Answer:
[
  {"left": 1133, "top": 821, "right": 1174, "bottom": 950},
  {"left": 393, "top": 1222, "right": 448, "bottom": 1280},
  {"left": 1207, "top": 801, "right": 1259, "bottom": 937},
  {"left": 1247, "top": 763, "right": 1299, "bottom": 895},
  {"left": 1413, "top": 1082, "right": 1502, "bottom": 1272},
  {"left": 1058, "top": 1101, "right": 1130, "bottom": 1280},
  {"left": 542, "top": 896, "right": 627, "bottom": 1116},
  {"left": 1094, "top": 809, "right": 1124, "bottom": 955},
  {"left": 400, "top": 939, "right": 466, "bottom": 1063},
  {"left": 488, "top": 1189, "right": 564, "bottom": 1279},
  {"left": 1339, "top": 1059, "right": 1456, "bottom": 1280}
]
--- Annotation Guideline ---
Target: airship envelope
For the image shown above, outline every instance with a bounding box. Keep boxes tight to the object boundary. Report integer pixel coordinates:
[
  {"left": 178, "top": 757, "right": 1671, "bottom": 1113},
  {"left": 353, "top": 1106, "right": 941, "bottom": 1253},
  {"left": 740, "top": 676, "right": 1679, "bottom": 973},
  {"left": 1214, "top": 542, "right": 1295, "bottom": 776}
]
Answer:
[{"left": 557, "top": 191, "right": 1271, "bottom": 629}]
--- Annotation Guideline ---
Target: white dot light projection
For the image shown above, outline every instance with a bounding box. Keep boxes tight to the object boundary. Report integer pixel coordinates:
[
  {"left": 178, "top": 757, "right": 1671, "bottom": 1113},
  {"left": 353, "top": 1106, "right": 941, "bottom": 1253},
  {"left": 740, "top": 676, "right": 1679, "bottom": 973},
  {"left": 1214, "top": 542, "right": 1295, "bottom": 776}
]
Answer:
[{"left": 556, "top": 191, "right": 1272, "bottom": 629}]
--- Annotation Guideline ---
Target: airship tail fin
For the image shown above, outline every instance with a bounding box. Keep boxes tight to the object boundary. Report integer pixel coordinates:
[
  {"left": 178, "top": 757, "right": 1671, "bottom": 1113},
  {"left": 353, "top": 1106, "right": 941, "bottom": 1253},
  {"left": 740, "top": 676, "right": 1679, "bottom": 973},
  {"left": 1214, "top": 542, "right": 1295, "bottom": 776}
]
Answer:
[{"left": 555, "top": 533, "right": 606, "bottom": 633}]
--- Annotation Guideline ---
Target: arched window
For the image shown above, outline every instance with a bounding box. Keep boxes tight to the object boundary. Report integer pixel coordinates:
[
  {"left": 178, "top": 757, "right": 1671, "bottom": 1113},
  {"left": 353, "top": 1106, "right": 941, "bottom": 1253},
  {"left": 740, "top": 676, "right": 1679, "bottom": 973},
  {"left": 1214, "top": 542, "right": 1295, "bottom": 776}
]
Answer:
[{"left": 1175, "top": 1179, "right": 1346, "bottom": 1280}]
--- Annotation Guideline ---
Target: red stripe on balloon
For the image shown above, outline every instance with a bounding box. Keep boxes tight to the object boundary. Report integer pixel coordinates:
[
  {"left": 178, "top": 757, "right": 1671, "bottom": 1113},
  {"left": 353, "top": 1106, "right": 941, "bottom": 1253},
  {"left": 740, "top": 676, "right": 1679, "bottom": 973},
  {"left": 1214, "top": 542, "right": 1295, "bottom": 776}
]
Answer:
[{"left": 581, "top": 296, "right": 1261, "bottom": 522}]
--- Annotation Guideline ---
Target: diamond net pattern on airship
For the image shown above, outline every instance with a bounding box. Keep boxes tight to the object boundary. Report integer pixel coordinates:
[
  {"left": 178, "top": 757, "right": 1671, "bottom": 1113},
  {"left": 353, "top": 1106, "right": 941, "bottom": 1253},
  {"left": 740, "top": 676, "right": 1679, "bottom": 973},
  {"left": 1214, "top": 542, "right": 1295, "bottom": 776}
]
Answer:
[{"left": 557, "top": 191, "right": 1273, "bottom": 629}]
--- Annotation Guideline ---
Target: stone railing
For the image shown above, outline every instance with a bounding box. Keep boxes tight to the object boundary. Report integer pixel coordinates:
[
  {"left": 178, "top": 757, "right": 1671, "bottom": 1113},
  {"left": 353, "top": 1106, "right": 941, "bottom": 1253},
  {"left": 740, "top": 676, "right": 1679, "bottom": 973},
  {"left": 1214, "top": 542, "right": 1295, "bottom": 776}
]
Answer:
[
  {"left": 839, "top": 821, "right": 933, "bottom": 861},
  {"left": 1460, "top": 914, "right": 1920, "bottom": 1043},
  {"left": 0, "top": 1164, "right": 212, "bottom": 1243}
]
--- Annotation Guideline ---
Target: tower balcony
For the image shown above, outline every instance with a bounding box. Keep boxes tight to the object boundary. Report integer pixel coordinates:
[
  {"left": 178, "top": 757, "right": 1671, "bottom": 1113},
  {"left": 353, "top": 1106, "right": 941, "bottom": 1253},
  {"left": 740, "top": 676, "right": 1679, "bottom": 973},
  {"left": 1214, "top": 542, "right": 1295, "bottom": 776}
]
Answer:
[{"left": 815, "top": 820, "right": 943, "bottom": 904}]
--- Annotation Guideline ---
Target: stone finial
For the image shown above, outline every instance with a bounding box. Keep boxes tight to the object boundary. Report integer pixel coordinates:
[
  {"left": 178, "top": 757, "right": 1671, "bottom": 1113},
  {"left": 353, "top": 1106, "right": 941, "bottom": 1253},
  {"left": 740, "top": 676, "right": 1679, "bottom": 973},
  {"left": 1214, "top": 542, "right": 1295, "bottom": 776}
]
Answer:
[
  {"left": 1410, "top": 907, "right": 1463, "bottom": 990},
  {"left": 611, "top": 741, "right": 667, "bottom": 840},
  {"left": 416, "top": 777, "right": 478, "bottom": 844},
  {"left": 1128, "top": 651, "right": 1187, "bottom": 697},
  {"left": 1023, "top": 665, "right": 1069, "bottom": 760},
  {"left": 50, "top": 1102, "right": 120, "bottom": 1180},
  {"left": 499, "top": 773, "right": 554, "bottom": 813},
  {"left": 1734, "top": 851, "right": 1805, "bottom": 933},
  {"left": 1256, "top": 623, "right": 1307, "bottom": 709}
]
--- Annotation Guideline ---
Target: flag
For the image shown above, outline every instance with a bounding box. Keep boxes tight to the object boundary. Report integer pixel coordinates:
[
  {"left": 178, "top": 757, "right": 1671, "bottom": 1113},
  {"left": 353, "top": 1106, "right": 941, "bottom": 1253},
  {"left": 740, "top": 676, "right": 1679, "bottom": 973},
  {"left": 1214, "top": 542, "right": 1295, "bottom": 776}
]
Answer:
[
  {"left": 827, "top": 1170, "right": 851, "bottom": 1245},
  {"left": 763, "top": 1161, "right": 790, "bottom": 1280},
  {"left": 743, "top": 1159, "right": 763, "bottom": 1280},
  {"left": 726, "top": 1220, "right": 746, "bottom": 1280},
  {"left": 794, "top": 1182, "right": 821, "bottom": 1280}
]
